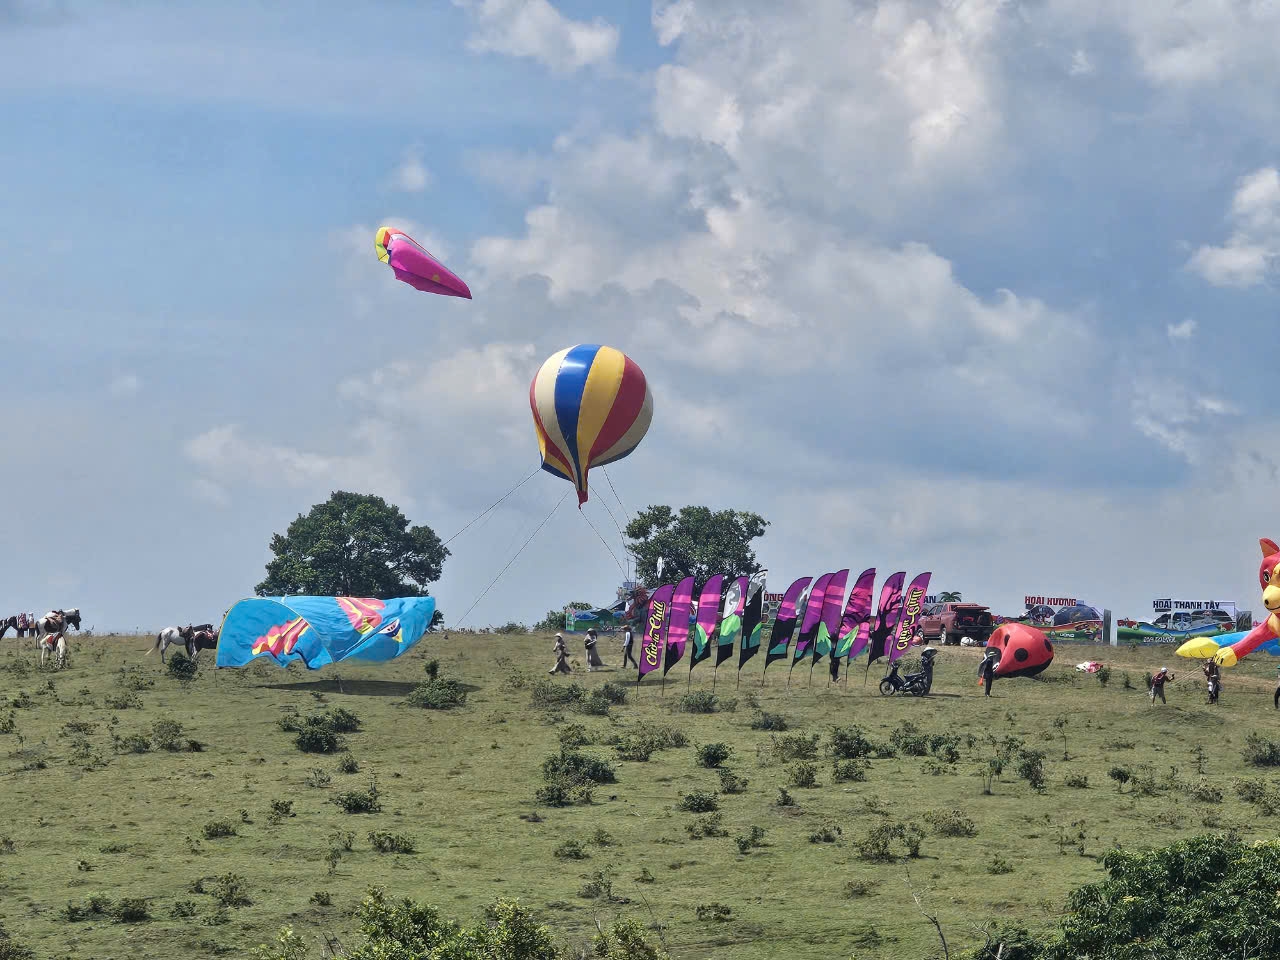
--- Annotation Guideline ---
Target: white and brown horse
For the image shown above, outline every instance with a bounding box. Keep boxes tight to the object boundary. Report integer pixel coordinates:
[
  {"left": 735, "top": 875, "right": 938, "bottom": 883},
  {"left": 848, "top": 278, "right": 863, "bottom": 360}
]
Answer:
[
  {"left": 147, "top": 625, "right": 194, "bottom": 664},
  {"left": 34, "top": 610, "right": 80, "bottom": 668}
]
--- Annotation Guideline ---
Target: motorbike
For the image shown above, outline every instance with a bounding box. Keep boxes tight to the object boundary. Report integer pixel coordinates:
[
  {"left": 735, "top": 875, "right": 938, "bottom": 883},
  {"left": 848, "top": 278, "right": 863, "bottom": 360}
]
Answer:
[{"left": 879, "top": 661, "right": 933, "bottom": 697}]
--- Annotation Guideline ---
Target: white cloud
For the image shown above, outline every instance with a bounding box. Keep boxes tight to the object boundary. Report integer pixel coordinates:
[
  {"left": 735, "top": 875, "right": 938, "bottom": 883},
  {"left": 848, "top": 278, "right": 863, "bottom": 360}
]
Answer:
[
  {"left": 1187, "top": 167, "right": 1280, "bottom": 287},
  {"left": 453, "top": 0, "right": 618, "bottom": 71},
  {"left": 109, "top": 373, "right": 140, "bottom": 396},
  {"left": 1069, "top": 49, "right": 1094, "bottom": 77},
  {"left": 1130, "top": 379, "right": 1237, "bottom": 464},
  {"left": 1167, "top": 318, "right": 1196, "bottom": 340},
  {"left": 388, "top": 149, "right": 431, "bottom": 192}
]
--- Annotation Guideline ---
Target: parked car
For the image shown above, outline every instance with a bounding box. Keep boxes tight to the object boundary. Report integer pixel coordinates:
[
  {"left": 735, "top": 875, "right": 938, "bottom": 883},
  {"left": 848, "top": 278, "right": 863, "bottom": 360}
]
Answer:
[{"left": 920, "top": 603, "right": 995, "bottom": 647}]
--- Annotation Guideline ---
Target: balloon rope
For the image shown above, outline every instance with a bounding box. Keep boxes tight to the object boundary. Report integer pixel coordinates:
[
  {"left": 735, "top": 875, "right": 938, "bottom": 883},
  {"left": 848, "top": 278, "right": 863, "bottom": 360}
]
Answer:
[
  {"left": 443, "top": 467, "right": 540, "bottom": 547},
  {"left": 603, "top": 467, "right": 630, "bottom": 523},
  {"left": 601, "top": 467, "right": 634, "bottom": 580},
  {"left": 452, "top": 489, "right": 571, "bottom": 628},
  {"left": 582, "top": 506, "right": 627, "bottom": 577}
]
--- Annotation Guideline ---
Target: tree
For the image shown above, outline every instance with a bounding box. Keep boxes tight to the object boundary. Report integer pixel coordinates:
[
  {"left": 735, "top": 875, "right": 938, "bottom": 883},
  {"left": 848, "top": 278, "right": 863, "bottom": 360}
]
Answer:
[
  {"left": 534, "top": 602, "right": 593, "bottom": 633},
  {"left": 939, "top": 591, "right": 962, "bottom": 603},
  {"left": 623, "top": 505, "right": 767, "bottom": 585},
  {"left": 256, "top": 492, "right": 448, "bottom": 626}
]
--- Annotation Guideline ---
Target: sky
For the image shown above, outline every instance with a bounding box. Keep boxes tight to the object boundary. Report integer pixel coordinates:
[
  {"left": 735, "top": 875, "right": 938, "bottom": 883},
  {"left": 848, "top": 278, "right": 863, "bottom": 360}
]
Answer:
[{"left": 4, "top": 0, "right": 1280, "bottom": 633}]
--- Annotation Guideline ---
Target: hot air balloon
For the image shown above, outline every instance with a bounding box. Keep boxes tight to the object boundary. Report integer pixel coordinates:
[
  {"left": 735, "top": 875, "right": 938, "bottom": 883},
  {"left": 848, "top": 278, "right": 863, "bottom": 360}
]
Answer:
[
  {"left": 530, "top": 345, "right": 652, "bottom": 505},
  {"left": 375, "top": 226, "right": 472, "bottom": 299}
]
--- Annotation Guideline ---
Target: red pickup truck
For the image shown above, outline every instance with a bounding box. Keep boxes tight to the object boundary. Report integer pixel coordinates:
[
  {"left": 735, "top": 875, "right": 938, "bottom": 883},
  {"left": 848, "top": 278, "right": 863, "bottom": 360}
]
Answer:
[{"left": 919, "top": 602, "right": 995, "bottom": 646}]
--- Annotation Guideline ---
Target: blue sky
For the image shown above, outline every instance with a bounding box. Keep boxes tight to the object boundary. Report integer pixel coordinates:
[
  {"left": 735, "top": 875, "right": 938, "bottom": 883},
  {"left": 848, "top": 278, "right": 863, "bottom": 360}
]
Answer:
[{"left": 4, "top": 0, "right": 1280, "bottom": 633}]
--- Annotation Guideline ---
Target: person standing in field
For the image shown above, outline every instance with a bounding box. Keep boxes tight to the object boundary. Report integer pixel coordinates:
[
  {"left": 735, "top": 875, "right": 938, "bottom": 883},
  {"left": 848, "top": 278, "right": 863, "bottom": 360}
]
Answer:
[
  {"left": 584, "top": 628, "right": 606, "bottom": 671},
  {"left": 1149, "top": 666, "right": 1173, "bottom": 705},
  {"left": 621, "top": 625, "right": 637, "bottom": 669},
  {"left": 977, "top": 648, "right": 998, "bottom": 697},
  {"left": 549, "top": 633, "right": 571, "bottom": 675},
  {"left": 1203, "top": 658, "right": 1221, "bottom": 704}
]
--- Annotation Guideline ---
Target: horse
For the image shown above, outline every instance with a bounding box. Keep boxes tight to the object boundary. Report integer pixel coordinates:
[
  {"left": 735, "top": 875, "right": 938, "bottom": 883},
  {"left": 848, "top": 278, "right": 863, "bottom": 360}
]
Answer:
[
  {"left": 146, "top": 625, "right": 194, "bottom": 664},
  {"left": 39, "top": 632, "right": 68, "bottom": 670},
  {"left": 33, "top": 609, "right": 80, "bottom": 651},
  {"left": 189, "top": 628, "right": 218, "bottom": 661},
  {"left": 0, "top": 616, "right": 14, "bottom": 640}
]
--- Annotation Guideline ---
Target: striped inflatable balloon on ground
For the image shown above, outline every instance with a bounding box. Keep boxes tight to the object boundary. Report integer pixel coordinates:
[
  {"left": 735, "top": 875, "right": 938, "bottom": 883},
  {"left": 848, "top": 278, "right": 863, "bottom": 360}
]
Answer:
[{"left": 530, "top": 344, "right": 653, "bottom": 505}]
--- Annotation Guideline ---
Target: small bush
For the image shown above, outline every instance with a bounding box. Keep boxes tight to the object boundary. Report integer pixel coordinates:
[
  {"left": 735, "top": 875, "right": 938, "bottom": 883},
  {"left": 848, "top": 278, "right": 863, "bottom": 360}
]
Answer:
[
  {"left": 110, "top": 898, "right": 150, "bottom": 923},
  {"left": 295, "top": 726, "right": 341, "bottom": 754},
  {"left": 833, "top": 759, "right": 870, "bottom": 783},
  {"left": 324, "top": 708, "right": 362, "bottom": 733},
  {"left": 589, "top": 828, "right": 615, "bottom": 847},
  {"left": 535, "top": 783, "right": 594, "bottom": 807},
  {"left": 809, "top": 822, "right": 842, "bottom": 843},
  {"left": 424, "top": 659, "right": 440, "bottom": 679},
  {"left": 558, "top": 724, "right": 593, "bottom": 748},
  {"left": 1015, "top": 749, "right": 1047, "bottom": 793},
  {"left": 987, "top": 855, "right": 1014, "bottom": 875},
  {"left": 599, "top": 681, "right": 628, "bottom": 705},
  {"left": 267, "top": 799, "right": 295, "bottom": 824},
  {"left": 854, "top": 824, "right": 898, "bottom": 862},
  {"left": 577, "top": 690, "right": 612, "bottom": 716},
  {"left": 686, "top": 812, "right": 727, "bottom": 839},
  {"left": 613, "top": 735, "right": 654, "bottom": 762},
  {"left": 678, "top": 791, "right": 719, "bottom": 813},
  {"left": 1185, "top": 778, "right": 1224, "bottom": 804},
  {"left": 555, "top": 840, "right": 589, "bottom": 860},
  {"left": 1243, "top": 733, "right": 1280, "bottom": 767},
  {"left": 1122, "top": 671, "right": 1134, "bottom": 689},
  {"left": 530, "top": 679, "right": 586, "bottom": 708},
  {"left": 762, "top": 732, "right": 821, "bottom": 764},
  {"left": 718, "top": 769, "right": 749, "bottom": 794},
  {"left": 579, "top": 869, "right": 616, "bottom": 902},
  {"left": 674, "top": 691, "right": 719, "bottom": 714},
  {"left": 695, "top": 902, "right": 733, "bottom": 922},
  {"left": 541, "top": 749, "right": 616, "bottom": 786},
  {"left": 696, "top": 742, "right": 733, "bottom": 768},
  {"left": 151, "top": 718, "right": 186, "bottom": 751},
  {"left": 208, "top": 874, "right": 252, "bottom": 908},
  {"left": 114, "top": 733, "right": 151, "bottom": 754},
  {"left": 305, "top": 768, "right": 332, "bottom": 788},
  {"left": 104, "top": 691, "right": 142, "bottom": 710},
  {"left": 776, "top": 787, "right": 795, "bottom": 807},
  {"left": 0, "top": 837, "right": 14, "bottom": 855},
  {"left": 368, "top": 831, "right": 415, "bottom": 854},
  {"left": 843, "top": 879, "right": 876, "bottom": 899},
  {"left": 734, "top": 826, "right": 767, "bottom": 854},
  {"left": 171, "top": 900, "right": 198, "bottom": 919},
  {"left": 1095, "top": 665, "right": 1111, "bottom": 687},
  {"left": 167, "top": 652, "right": 199, "bottom": 682},
  {"left": 788, "top": 761, "right": 819, "bottom": 789},
  {"left": 1105, "top": 738, "right": 1136, "bottom": 750},
  {"left": 900, "top": 823, "right": 925, "bottom": 858},
  {"left": 337, "top": 756, "right": 360, "bottom": 774},
  {"left": 406, "top": 678, "right": 467, "bottom": 710},
  {"left": 309, "top": 891, "right": 332, "bottom": 907},
  {"left": 1064, "top": 773, "right": 1090, "bottom": 789},
  {"left": 750, "top": 711, "right": 788, "bottom": 731},
  {"left": 202, "top": 820, "right": 236, "bottom": 840},
  {"left": 333, "top": 779, "right": 382, "bottom": 814},
  {"left": 830, "top": 725, "right": 891, "bottom": 760},
  {"left": 924, "top": 809, "right": 977, "bottom": 838},
  {"left": 1108, "top": 766, "right": 1133, "bottom": 792}
]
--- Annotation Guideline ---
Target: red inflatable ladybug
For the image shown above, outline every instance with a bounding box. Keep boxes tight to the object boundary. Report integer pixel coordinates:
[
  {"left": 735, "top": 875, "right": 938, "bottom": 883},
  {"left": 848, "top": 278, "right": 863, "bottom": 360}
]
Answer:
[{"left": 986, "top": 622, "right": 1054, "bottom": 678}]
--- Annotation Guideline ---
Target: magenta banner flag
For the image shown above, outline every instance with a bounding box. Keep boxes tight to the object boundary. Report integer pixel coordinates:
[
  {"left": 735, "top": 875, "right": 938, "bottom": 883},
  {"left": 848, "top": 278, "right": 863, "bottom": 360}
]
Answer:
[
  {"left": 793, "top": 572, "right": 834, "bottom": 663},
  {"left": 888, "top": 572, "right": 933, "bottom": 663},
  {"left": 638, "top": 583, "right": 674, "bottom": 680},
  {"left": 663, "top": 576, "right": 696, "bottom": 674},
  {"left": 867, "top": 572, "right": 907, "bottom": 664}
]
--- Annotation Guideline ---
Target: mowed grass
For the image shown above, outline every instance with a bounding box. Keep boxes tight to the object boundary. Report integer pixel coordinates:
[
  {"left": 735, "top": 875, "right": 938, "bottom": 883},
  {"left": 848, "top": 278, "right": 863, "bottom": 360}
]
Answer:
[{"left": 2, "top": 633, "right": 1280, "bottom": 959}]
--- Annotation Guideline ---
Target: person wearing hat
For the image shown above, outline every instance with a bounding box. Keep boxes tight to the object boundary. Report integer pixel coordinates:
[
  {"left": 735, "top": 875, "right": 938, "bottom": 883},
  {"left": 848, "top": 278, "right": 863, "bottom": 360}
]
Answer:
[
  {"left": 620, "top": 623, "right": 637, "bottom": 669},
  {"left": 549, "top": 633, "right": 571, "bottom": 675},
  {"left": 1149, "top": 666, "right": 1173, "bottom": 705},
  {"left": 977, "top": 647, "right": 998, "bottom": 697},
  {"left": 583, "top": 628, "right": 606, "bottom": 671}
]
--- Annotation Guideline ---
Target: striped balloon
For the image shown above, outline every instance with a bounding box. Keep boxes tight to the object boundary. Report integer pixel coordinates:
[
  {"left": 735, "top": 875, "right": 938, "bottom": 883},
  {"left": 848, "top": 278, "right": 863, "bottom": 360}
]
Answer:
[{"left": 530, "top": 344, "right": 653, "bottom": 505}]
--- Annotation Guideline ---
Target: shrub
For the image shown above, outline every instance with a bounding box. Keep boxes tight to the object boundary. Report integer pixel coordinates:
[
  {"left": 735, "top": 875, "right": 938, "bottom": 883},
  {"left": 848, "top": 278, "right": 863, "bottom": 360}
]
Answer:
[
  {"left": 202, "top": 820, "right": 236, "bottom": 840},
  {"left": 151, "top": 718, "right": 186, "bottom": 751},
  {"left": 788, "top": 761, "right": 819, "bottom": 788},
  {"left": 613, "top": 735, "right": 654, "bottom": 762},
  {"left": 776, "top": 787, "right": 795, "bottom": 807},
  {"left": 734, "top": 827, "right": 767, "bottom": 854},
  {"left": 809, "top": 823, "right": 842, "bottom": 843},
  {"left": 530, "top": 679, "right": 586, "bottom": 708},
  {"left": 295, "top": 726, "right": 341, "bottom": 754},
  {"left": 718, "top": 769, "right": 749, "bottom": 794},
  {"left": 677, "top": 791, "right": 719, "bottom": 813},
  {"left": 1122, "top": 671, "right": 1133, "bottom": 690},
  {"left": 558, "top": 724, "right": 593, "bottom": 748},
  {"left": 333, "top": 779, "right": 382, "bottom": 814},
  {"left": 535, "top": 783, "right": 594, "bottom": 807},
  {"left": 424, "top": 659, "right": 440, "bottom": 679},
  {"left": 167, "top": 652, "right": 198, "bottom": 682},
  {"left": 368, "top": 831, "right": 415, "bottom": 854},
  {"left": 577, "top": 691, "right": 612, "bottom": 716},
  {"left": 589, "top": 828, "right": 615, "bottom": 847},
  {"left": 833, "top": 759, "right": 870, "bottom": 783},
  {"left": 406, "top": 678, "right": 467, "bottom": 710},
  {"left": 843, "top": 879, "right": 876, "bottom": 898},
  {"left": 830, "top": 725, "right": 891, "bottom": 760},
  {"left": 599, "top": 682, "right": 628, "bottom": 705},
  {"left": 171, "top": 900, "right": 198, "bottom": 918},
  {"left": 853, "top": 824, "right": 898, "bottom": 862},
  {"left": 309, "top": 891, "right": 332, "bottom": 907},
  {"left": 208, "top": 874, "right": 252, "bottom": 908},
  {"left": 750, "top": 711, "right": 788, "bottom": 731},
  {"left": 267, "top": 800, "right": 295, "bottom": 825},
  {"left": 1064, "top": 773, "right": 1090, "bottom": 789},
  {"left": 674, "top": 691, "right": 719, "bottom": 714},
  {"left": 1015, "top": 749, "right": 1047, "bottom": 792},
  {"left": 337, "top": 755, "right": 360, "bottom": 775},
  {"left": 541, "top": 750, "right": 616, "bottom": 786},
  {"left": 686, "top": 812, "right": 727, "bottom": 839},
  {"left": 305, "top": 768, "right": 332, "bottom": 788},
  {"left": 1243, "top": 733, "right": 1280, "bottom": 767},
  {"left": 114, "top": 733, "right": 151, "bottom": 754},
  {"left": 695, "top": 903, "right": 733, "bottom": 922},
  {"left": 1108, "top": 766, "right": 1133, "bottom": 792},
  {"left": 104, "top": 691, "right": 142, "bottom": 710},
  {"left": 110, "top": 898, "right": 150, "bottom": 923},
  {"left": 324, "top": 708, "right": 362, "bottom": 733},
  {"left": 578, "top": 869, "right": 616, "bottom": 902},
  {"left": 555, "top": 840, "right": 589, "bottom": 860},
  {"left": 696, "top": 742, "right": 733, "bottom": 768},
  {"left": 987, "top": 855, "right": 1014, "bottom": 875},
  {"left": 1185, "top": 778, "right": 1224, "bottom": 804},
  {"left": 1095, "top": 665, "right": 1111, "bottom": 687},
  {"left": 924, "top": 809, "right": 978, "bottom": 838}
]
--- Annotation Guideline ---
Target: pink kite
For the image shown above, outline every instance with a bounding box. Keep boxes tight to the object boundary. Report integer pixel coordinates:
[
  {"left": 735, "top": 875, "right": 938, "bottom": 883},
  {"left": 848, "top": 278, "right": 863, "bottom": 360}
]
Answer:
[{"left": 374, "top": 226, "right": 472, "bottom": 299}]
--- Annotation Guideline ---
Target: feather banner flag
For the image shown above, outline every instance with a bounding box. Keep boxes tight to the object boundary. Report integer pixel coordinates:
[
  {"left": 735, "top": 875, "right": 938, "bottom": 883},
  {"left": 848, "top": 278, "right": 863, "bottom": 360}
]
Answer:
[
  {"left": 738, "top": 576, "right": 766, "bottom": 674},
  {"left": 764, "top": 577, "right": 812, "bottom": 671},
  {"left": 689, "top": 575, "right": 725, "bottom": 675},
  {"left": 812, "top": 569, "right": 849, "bottom": 666},
  {"left": 887, "top": 572, "right": 932, "bottom": 663},
  {"left": 793, "top": 573, "right": 834, "bottom": 665},
  {"left": 831, "top": 568, "right": 877, "bottom": 680},
  {"left": 664, "top": 577, "right": 696, "bottom": 675},
  {"left": 866, "top": 572, "right": 907, "bottom": 666},
  {"left": 638, "top": 583, "right": 674, "bottom": 681},
  {"left": 716, "top": 577, "right": 749, "bottom": 668}
]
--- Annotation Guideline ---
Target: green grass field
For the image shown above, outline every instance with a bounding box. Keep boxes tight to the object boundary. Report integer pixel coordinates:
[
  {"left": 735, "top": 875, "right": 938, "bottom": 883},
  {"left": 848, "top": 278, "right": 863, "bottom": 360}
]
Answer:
[{"left": 3, "top": 632, "right": 1280, "bottom": 959}]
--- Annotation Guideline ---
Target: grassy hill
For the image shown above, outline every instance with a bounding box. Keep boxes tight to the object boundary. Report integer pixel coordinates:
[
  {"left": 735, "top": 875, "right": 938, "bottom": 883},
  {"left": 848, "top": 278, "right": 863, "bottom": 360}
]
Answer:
[{"left": 2, "top": 631, "right": 1279, "bottom": 959}]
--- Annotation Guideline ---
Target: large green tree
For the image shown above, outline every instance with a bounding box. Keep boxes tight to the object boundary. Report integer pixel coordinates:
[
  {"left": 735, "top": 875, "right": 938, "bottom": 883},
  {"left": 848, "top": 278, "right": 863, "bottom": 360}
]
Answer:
[
  {"left": 256, "top": 491, "right": 448, "bottom": 624},
  {"left": 623, "top": 505, "right": 768, "bottom": 585}
]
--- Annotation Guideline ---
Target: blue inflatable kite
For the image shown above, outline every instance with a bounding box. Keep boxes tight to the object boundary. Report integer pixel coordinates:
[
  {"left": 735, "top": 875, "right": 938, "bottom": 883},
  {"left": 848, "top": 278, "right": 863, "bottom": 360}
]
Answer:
[{"left": 215, "top": 596, "right": 436, "bottom": 670}]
